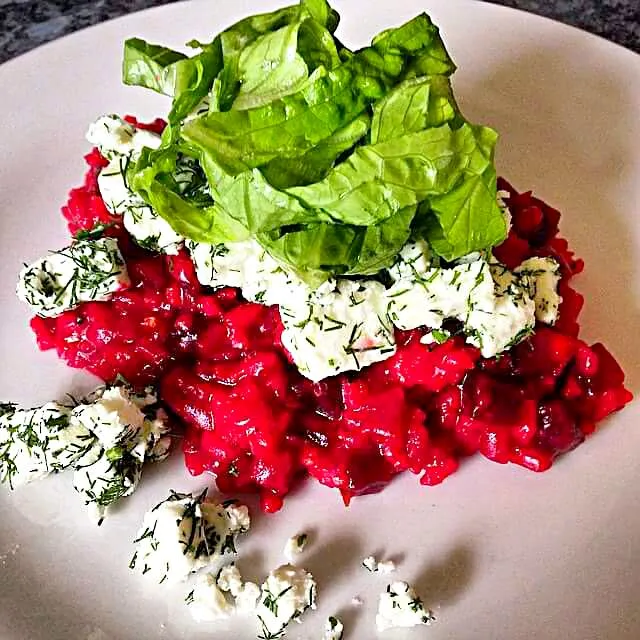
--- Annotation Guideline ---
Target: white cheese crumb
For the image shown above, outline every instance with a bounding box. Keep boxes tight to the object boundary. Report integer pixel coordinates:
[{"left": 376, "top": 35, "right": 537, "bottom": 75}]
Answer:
[
  {"left": 0, "top": 402, "right": 93, "bottom": 488},
  {"left": 130, "top": 490, "right": 250, "bottom": 584},
  {"left": 87, "top": 114, "right": 184, "bottom": 255},
  {"left": 362, "top": 555, "right": 396, "bottom": 574},
  {"left": 70, "top": 384, "right": 171, "bottom": 524},
  {"left": 280, "top": 279, "right": 396, "bottom": 381},
  {"left": 16, "top": 237, "right": 130, "bottom": 318},
  {"left": 322, "top": 616, "right": 344, "bottom": 640},
  {"left": 387, "top": 239, "right": 433, "bottom": 282},
  {"left": 0, "top": 384, "right": 171, "bottom": 523},
  {"left": 86, "top": 114, "right": 161, "bottom": 160},
  {"left": 284, "top": 533, "right": 308, "bottom": 563},
  {"left": 186, "top": 238, "right": 305, "bottom": 306},
  {"left": 217, "top": 564, "right": 244, "bottom": 596},
  {"left": 70, "top": 385, "right": 146, "bottom": 449},
  {"left": 377, "top": 560, "right": 397, "bottom": 574},
  {"left": 186, "top": 572, "right": 235, "bottom": 623},
  {"left": 216, "top": 564, "right": 260, "bottom": 613},
  {"left": 255, "top": 564, "right": 317, "bottom": 638},
  {"left": 72, "top": 451, "right": 143, "bottom": 525},
  {"left": 387, "top": 245, "right": 538, "bottom": 358},
  {"left": 362, "top": 555, "right": 378, "bottom": 573},
  {"left": 515, "top": 256, "right": 563, "bottom": 325},
  {"left": 189, "top": 239, "right": 397, "bottom": 381},
  {"left": 97, "top": 160, "right": 183, "bottom": 255},
  {"left": 235, "top": 581, "right": 261, "bottom": 614},
  {"left": 187, "top": 563, "right": 260, "bottom": 623},
  {"left": 376, "top": 581, "right": 435, "bottom": 633},
  {"left": 187, "top": 233, "right": 562, "bottom": 379}
]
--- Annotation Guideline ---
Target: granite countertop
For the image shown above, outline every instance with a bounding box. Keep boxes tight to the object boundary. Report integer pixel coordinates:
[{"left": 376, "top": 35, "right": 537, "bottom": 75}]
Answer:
[{"left": 0, "top": 0, "right": 638, "bottom": 65}]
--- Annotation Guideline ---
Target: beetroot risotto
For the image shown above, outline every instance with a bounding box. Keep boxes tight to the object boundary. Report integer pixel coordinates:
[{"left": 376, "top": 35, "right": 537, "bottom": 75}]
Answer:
[{"left": 26, "top": 116, "right": 631, "bottom": 514}]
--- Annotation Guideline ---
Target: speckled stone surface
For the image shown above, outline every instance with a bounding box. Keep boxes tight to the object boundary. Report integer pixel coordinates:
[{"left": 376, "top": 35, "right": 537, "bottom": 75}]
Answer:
[{"left": 0, "top": 0, "right": 638, "bottom": 65}]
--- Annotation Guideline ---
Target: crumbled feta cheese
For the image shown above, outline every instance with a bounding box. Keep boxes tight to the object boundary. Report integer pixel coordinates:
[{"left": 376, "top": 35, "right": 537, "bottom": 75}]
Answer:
[
  {"left": 186, "top": 572, "right": 235, "bottom": 623},
  {"left": 87, "top": 114, "right": 184, "bottom": 254},
  {"left": 188, "top": 234, "right": 561, "bottom": 379},
  {"left": 186, "top": 563, "right": 260, "bottom": 623},
  {"left": 187, "top": 240, "right": 251, "bottom": 290},
  {"left": 0, "top": 402, "right": 94, "bottom": 488},
  {"left": 362, "top": 555, "right": 377, "bottom": 572},
  {"left": 224, "top": 502, "right": 251, "bottom": 534},
  {"left": 189, "top": 239, "right": 397, "bottom": 380},
  {"left": 16, "top": 238, "right": 130, "bottom": 318},
  {"left": 0, "top": 384, "right": 171, "bottom": 524},
  {"left": 217, "top": 564, "right": 244, "bottom": 596},
  {"left": 322, "top": 616, "right": 344, "bottom": 640},
  {"left": 284, "top": 533, "right": 308, "bottom": 563},
  {"left": 216, "top": 563, "right": 260, "bottom": 613},
  {"left": 377, "top": 560, "right": 397, "bottom": 574},
  {"left": 70, "top": 384, "right": 171, "bottom": 523},
  {"left": 256, "top": 564, "right": 317, "bottom": 638},
  {"left": 387, "top": 246, "right": 537, "bottom": 358},
  {"left": 187, "top": 239, "right": 305, "bottom": 306},
  {"left": 130, "top": 490, "right": 250, "bottom": 584},
  {"left": 387, "top": 239, "right": 433, "bottom": 282},
  {"left": 280, "top": 279, "right": 396, "bottom": 381},
  {"left": 123, "top": 205, "right": 184, "bottom": 255},
  {"left": 86, "top": 114, "right": 161, "bottom": 160},
  {"left": 466, "top": 261, "right": 536, "bottom": 357},
  {"left": 376, "top": 581, "right": 435, "bottom": 633},
  {"left": 235, "top": 581, "right": 261, "bottom": 614},
  {"left": 72, "top": 447, "right": 144, "bottom": 524},
  {"left": 515, "top": 256, "right": 563, "bottom": 325},
  {"left": 362, "top": 555, "right": 396, "bottom": 574},
  {"left": 70, "top": 385, "right": 146, "bottom": 450},
  {"left": 97, "top": 161, "right": 183, "bottom": 254}
]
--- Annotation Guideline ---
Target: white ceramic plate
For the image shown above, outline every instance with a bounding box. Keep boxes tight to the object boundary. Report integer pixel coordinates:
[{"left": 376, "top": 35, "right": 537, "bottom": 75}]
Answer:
[{"left": 1, "top": 1, "right": 639, "bottom": 639}]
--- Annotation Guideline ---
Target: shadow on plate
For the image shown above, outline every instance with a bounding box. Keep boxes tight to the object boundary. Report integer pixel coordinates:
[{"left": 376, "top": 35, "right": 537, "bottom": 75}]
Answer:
[{"left": 414, "top": 542, "right": 476, "bottom": 610}]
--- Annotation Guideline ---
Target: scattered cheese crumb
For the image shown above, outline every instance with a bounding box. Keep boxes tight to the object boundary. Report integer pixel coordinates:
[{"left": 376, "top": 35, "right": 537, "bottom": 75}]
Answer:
[
  {"left": 376, "top": 581, "right": 435, "bottom": 632},
  {"left": 284, "top": 533, "right": 308, "bottom": 562},
  {"left": 186, "top": 572, "right": 235, "bottom": 622},
  {"left": 130, "top": 490, "right": 249, "bottom": 584},
  {"left": 362, "top": 555, "right": 396, "bottom": 574},
  {"left": 216, "top": 563, "right": 260, "bottom": 613},
  {"left": 255, "top": 564, "right": 317, "bottom": 639},
  {"left": 322, "top": 616, "right": 344, "bottom": 640},
  {"left": 16, "top": 237, "right": 130, "bottom": 318}
]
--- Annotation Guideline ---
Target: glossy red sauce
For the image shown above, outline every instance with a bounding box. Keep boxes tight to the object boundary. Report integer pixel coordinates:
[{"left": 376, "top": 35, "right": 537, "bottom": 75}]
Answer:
[{"left": 30, "top": 119, "right": 632, "bottom": 513}]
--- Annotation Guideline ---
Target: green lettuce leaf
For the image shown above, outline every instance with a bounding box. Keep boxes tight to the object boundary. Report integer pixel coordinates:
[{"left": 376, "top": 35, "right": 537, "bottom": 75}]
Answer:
[
  {"left": 300, "top": 0, "right": 340, "bottom": 32},
  {"left": 123, "top": 38, "right": 222, "bottom": 126},
  {"left": 260, "top": 112, "right": 370, "bottom": 188},
  {"left": 129, "top": 148, "right": 249, "bottom": 243},
  {"left": 181, "top": 15, "right": 455, "bottom": 174},
  {"left": 426, "top": 164, "right": 506, "bottom": 260},
  {"left": 286, "top": 123, "right": 491, "bottom": 226},
  {"left": 197, "top": 148, "right": 329, "bottom": 231},
  {"left": 181, "top": 60, "right": 382, "bottom": 174},
  {"left": 122, "top": 39, "right": 187, "bottom": 95},
  {"left": 258, "top": 205, "right": 414, "bottom": 283},
  {"left": 232, "top": 22, "right": 310, "bottom": 110},
  {"left": 370, "top": 74, "right": 458, "bottom": 143},
  {"left": 122, "top": 0, "right": 507, "bottom": 281}
]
